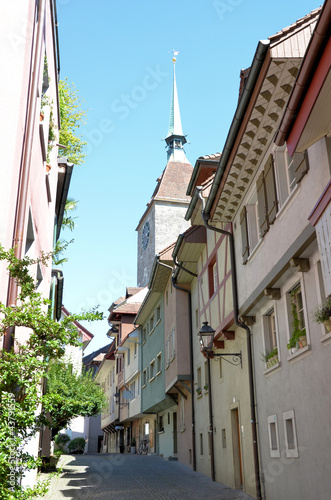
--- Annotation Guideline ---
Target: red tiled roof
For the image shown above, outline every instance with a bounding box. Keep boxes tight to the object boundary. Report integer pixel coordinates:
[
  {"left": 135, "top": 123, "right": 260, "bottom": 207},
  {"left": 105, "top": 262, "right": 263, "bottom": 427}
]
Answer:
[
  {"left": 269, "top": 7, "right": 322, "bottom": 42},
  {"left": 155, "top": 161, "right": 193, "bottom": 201},
  {"left": 126, "top": 287, "right": 144, "bottom": 298}
]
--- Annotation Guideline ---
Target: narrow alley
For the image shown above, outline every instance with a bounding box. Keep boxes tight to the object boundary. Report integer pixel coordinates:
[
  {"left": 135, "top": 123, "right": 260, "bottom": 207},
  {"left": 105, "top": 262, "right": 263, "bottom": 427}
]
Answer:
[{"left": 41, "top": 454, "right": 255, "bottom": 499}]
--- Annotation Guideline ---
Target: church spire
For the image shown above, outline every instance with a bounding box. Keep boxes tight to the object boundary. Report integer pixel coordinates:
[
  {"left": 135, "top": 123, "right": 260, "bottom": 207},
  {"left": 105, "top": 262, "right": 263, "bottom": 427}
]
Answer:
[{"left": 165, "top": 56, "right": 188, "bottom": 163}]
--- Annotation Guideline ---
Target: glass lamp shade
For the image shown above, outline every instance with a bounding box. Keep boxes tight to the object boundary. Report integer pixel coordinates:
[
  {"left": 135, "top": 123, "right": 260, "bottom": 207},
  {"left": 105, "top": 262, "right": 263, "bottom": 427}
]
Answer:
[{"left": 198, "top": 321, "right": 215, "bottom": 352}]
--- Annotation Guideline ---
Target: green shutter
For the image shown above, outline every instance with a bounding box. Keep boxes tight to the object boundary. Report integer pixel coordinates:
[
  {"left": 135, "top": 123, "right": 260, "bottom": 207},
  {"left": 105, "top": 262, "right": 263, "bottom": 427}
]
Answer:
[
  {"left": 257, "top": 171, "right": 269, "bottom": 237},
  {"left": 293, "top": 151, "right": 309, "bottom": 183},
  {"left": 264, "top": 155, "right": 278, "bottom": 225},
  {"left": 240, "top": 206, "right": 249, "bottom": 264}
]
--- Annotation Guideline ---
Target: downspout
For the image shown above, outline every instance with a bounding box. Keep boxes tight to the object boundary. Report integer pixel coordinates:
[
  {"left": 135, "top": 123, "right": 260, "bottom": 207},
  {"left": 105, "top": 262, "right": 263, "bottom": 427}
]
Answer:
[
  {"left": 197, "top": 188, "right": 262, "bottom": 500},
  {"left": 171, "top": 275, "right": 197, "bottom": 473},
  {"left": 4, "top": 0, "right": 46, "bottom": 352}
]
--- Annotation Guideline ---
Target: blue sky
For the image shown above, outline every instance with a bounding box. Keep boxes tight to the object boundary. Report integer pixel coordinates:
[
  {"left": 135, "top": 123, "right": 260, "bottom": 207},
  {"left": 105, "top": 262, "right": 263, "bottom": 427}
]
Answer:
[{"left": 57, "top": 0, "right": 320, "bottom": 353}]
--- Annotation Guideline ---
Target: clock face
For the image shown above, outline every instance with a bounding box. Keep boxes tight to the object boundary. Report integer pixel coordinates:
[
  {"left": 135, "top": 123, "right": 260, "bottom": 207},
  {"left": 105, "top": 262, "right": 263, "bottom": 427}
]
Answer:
[{"left": 142, "top": 221, "right": 150, "bottom": 250}]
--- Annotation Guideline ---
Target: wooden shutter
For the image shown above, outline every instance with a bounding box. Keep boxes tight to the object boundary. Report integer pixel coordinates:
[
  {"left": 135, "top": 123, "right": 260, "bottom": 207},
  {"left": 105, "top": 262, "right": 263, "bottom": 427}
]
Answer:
[
  {"left": 293, "top": 151, "right": 309, "bottom": 183},
  {"left": 257, "top": 171, "right": 269, "bottom": 237},
  {"left": 240, "top": 206, "right": 249, "bottom": 264},
  {"left": 264, "top": 155, "right": 278, "bottom": 225}
]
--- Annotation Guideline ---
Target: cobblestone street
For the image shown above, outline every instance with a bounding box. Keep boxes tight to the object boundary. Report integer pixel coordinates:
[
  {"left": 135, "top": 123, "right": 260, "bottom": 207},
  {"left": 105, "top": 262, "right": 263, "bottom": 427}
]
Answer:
[{"left": 40, "top": 454, "right": 255, "bottom": 499}]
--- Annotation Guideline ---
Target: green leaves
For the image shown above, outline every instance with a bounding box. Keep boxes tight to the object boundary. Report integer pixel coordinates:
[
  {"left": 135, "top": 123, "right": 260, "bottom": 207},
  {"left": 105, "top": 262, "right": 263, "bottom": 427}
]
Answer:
[
  {"left": 58, "top": 78, "right": 88, "bottom": 166},
  {"left": 0, "top": 245, "right": 104, "bottom": 497}
]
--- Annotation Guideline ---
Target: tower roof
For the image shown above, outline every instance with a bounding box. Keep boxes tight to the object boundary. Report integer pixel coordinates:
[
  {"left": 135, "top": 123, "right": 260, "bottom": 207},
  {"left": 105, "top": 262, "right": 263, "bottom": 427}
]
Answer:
[
  {"left": 165, "top": 57, "right": 188, "bottom": 163},
  {"left": 166, "top": 61, "right": 184, "bottom": 138}
]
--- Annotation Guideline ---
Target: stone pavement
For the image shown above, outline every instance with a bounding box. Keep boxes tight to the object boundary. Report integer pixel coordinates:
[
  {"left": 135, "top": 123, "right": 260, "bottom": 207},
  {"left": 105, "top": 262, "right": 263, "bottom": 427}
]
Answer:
[{"left": 39, "top": 453, "right": 255, "bottom": 499}]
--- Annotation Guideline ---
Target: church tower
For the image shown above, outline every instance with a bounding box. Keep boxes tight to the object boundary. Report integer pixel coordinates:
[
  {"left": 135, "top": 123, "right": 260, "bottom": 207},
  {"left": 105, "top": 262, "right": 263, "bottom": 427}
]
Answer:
[{"left": 136, "top": 57, "right": 192, "bottom": 287}]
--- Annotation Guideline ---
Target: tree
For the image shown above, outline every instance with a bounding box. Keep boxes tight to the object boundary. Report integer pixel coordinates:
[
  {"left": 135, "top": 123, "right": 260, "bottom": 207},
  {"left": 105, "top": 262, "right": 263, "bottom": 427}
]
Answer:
[
  {"left": 43, "top": 361, "right": 106, "bottom": 435},
  {"left": 0, "top": 247, "right": 103, "bottom": 499},
  {"left": 58, "top": 78, "right": 88, "bottom": 166}
]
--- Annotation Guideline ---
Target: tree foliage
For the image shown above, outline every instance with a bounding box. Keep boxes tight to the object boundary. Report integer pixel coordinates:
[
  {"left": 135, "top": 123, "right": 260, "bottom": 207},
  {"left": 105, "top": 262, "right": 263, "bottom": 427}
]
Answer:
[
  {"left": 44, "top": 361, "right": 106, "bottom": 434},
  {"left": 58, "top": 78, "right": 87, "bottom": 166},
  {"left": 0, "top": 246, "right": 103, "bottom": 499}
]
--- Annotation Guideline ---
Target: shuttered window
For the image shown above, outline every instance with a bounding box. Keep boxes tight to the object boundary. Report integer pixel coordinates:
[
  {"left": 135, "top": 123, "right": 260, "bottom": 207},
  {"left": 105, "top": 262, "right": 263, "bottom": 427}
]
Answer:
[
  {"left": 257, "top": 171, "right": 268, "bottom": 237},
  {"left": 240, "top": 207, "right": 249, "bottom": 264},
  {"left": 264, "top": 155, "right": 278, "bottom": 225},
  {"left": 293, "top": 151, "right": 309, "bottom": 184}
]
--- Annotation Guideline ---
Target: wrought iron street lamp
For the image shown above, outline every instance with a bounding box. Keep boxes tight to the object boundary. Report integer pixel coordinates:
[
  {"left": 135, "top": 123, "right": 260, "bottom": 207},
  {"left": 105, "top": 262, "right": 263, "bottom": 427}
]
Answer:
[{"left": 198, "top": 321, "right": 242, "bottom": 367}]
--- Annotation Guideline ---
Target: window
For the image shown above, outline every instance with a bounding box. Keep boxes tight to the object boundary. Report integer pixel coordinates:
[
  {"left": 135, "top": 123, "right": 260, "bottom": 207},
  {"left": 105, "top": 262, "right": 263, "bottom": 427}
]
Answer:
[
  {"left": 158, "top": 415, "right": 164, "bottom": 433},
  {"left": 197, "top": 367, "right": 202, "bottom": 391},
  {"left": 200, "top": 433, "right": 203, "bottom": 455},
  {"left": 208, "top": 257, "right": 217, "bottom": 297},
  {"left": 150, "top": 315, "right": 154, "bottom": 332},
  {"left": 263, "top": 307, "right": 279, "bottom": 366},
  {"left": 195, "top": 308, "right": 199, "bottom": 330},
  {"left": 142, "top": 327, "right": 146, "bottom": 343},
  {"left": 156, "top": 305, "right": 161, "bottom": 322},
  {"left": 134, "top": 341, "right": 137, "bottom": 356},
  {"left": 127, "top": 347, "right": 130, "bottom": 366},
  {"left": 129, "top": 381, "right": 135, "bottom": 399},
  {"left": 267, "top": 415, "right": 280, "bottom": 457},
  {"left": 283, "top": 410, "right": 299, "bottom": 458},
  {"left": 156, "top": 352, "right": 162, "bottom": 375},
  {"left": 240, "top": 150, "right": 309, "bottom": 264},
  {"left": 287, "top": 283, "right": 307, "bottom": 351},
  {"left": 142, "top": 369, "right": 147, "bottom": 387},
  {"left": 149, "top": 360, "right": 155, "bottom": 380},
  {"left": 274, "top": 146, "right": 309, "bottom": 208}
]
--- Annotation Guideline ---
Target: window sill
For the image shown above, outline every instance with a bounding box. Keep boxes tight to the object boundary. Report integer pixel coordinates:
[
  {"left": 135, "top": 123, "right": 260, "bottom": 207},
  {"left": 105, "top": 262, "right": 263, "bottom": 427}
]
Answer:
[
  {"left": 247, "top": 238, "right": 263, "bottom": 263},
  {"left": 196, "top": 392, "right": 203, "bottom": 399},
  {"left": 180, "top": 427, "right": 186, "bottom": 433},
  {"left": 155, "top": 318, "right": 161, "bottom": 327},
  {"left": 142, "top": 384, "right": 146, "bottom": 389},
  {"left": 149, "top": 327, "right": 155, "bottom": 336},
  {"left": 149, "top": 376, "right": 155, "bottom": 382},
  {"left": 287, "top": 344, "right": 311, "bottom": 362},
  {"left": 264, "top": 361, "right": 281, "bottom": 375},
  {"left": 158, "top": 430, "right": 165, "bottom": 435},
  {"left": 156, "top": 370, "right": 161, "bottom": 377},
  {"left": 320, "top": 331, "right": 331, "bottom": 344}
]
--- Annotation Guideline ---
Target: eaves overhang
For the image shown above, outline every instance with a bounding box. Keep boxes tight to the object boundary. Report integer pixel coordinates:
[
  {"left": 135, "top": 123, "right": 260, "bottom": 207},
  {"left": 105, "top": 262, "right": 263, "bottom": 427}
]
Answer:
[
  {"left": 204, "top": 40, "right": 270, "bottom": 218},
  {"left": 134, "top": 255, "right": 172, "bottom": 325},
  {"left": 211, "top": 55, "right": 303, "bottom": 223},
  {"left": 275, "top": 1, "right": 331, "bottom": 153},
  {"left": 186, "top": 154, "right": 220, "bottom": 197}
]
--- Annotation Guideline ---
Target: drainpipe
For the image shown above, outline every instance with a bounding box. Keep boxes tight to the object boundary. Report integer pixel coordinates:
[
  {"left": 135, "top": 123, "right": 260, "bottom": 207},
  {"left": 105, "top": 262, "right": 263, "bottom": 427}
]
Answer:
[
  {"left": 171, "top": 275, "right": 197, "bottom": 472},
  {"left": 197, "top": 188, "right": 262, "bottom": 500},
  {"left": 4, "top": 0, "right": 46, "bottom": 352}
]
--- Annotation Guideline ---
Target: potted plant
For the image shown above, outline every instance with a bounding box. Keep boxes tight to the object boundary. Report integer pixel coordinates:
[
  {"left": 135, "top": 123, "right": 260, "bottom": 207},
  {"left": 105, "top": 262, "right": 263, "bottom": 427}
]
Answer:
[
  {"left": 196, "top": 387, "right": 202, "bottom": 396},
  {"left": 204, "top": 384, "right": 208, "bottom": 391},
  {"left": 131, "top": 437, "right": 136, "bottom": 454},
  {"left": 263, "top": 347, "right": 279, "bottom": 368},
  {"left": 313, "top": 295, "right": 331, "bottom": 332}
]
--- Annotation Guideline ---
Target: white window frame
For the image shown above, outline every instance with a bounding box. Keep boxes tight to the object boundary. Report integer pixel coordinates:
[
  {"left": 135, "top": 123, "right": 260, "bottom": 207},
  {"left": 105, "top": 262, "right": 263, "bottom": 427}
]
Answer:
[
  {"left": 261, "top": 302, "right": 280, "bottom": 370},
  {"left": 149, "top": 359, "right": 155, "bottom": 381},
  {"left": 267, "top": 414, "right": 280, "bottom": 458},
  {"left": 156, "top": 352, "right": 162, "bottom": 376},
  {"left": 285, "top": 275, "right": 310, "bottom": 355},
  {"left": 283, "top": 409, "right": 299, "bottom": 458}
]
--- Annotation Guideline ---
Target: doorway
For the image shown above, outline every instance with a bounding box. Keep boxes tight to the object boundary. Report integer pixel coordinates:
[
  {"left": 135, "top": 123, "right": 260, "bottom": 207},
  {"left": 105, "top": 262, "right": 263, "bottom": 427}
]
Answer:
[
  {"left": 231, "top": 408, "right": 243, "bottom": 489},
  {"left": 173, "top": 412, "right": 178, "bottom": 454}
]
